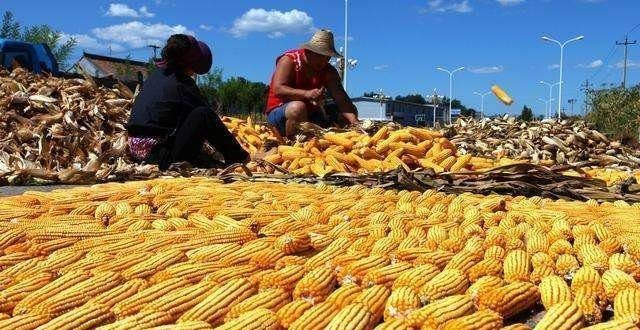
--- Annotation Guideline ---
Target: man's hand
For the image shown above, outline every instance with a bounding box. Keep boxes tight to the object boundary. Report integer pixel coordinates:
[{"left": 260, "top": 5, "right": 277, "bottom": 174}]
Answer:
[{"left": 304, "top": 88, "right": 324, "bottom": 101}]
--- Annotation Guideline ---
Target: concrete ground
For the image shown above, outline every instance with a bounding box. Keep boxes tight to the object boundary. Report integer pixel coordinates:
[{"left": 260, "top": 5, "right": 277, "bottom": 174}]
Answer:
[{"left": 0, "top": 185, "right": 84, "bottom": 197}]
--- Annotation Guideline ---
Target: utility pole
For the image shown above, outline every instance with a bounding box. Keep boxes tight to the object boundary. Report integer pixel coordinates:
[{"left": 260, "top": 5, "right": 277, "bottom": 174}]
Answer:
[
  {"left": 616, "top": 35, "right": 637, "bottom": 88},
  {"left": 147, "top": 45, "right": 161, "bottom": 59},
  {"left": 580, "top": 80, "right": 592, "bottom": 115},
  {"left": 568, "top": 99, "right": 576, "bottom": 116}
]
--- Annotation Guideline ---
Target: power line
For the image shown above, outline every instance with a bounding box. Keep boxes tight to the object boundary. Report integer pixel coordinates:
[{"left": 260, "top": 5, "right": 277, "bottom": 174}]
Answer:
[{"left": 616, "top": 35, "right": 637, "bottom": 88}]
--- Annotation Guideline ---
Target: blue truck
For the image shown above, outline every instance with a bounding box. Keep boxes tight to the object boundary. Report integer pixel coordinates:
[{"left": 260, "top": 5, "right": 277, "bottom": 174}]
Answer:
[{"left": 0, "top": 38, "right": 62, "bottom": 75}]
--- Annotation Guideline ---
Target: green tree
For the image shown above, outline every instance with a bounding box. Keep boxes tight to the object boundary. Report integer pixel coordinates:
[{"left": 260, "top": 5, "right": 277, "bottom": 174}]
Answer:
[
  {"left": 519, "top": 105, "right": 534, "bottom": 122},
  {"left": 395, "top": 94, "right": 427, "bottom": 104},
  {"left": 586, "top": 86, "right": 640, "bottom": 143},
  {"left": 198, "top": 68, "right": 267, "bottom": 116},
  {"left": 0, "top": 11, "right": 77, "bottom": 70},
  {"left": 0, "top": 11, "right": 20, "bottom": 39}
]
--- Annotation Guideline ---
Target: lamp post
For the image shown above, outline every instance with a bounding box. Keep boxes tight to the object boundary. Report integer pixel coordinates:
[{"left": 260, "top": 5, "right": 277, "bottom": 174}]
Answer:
[
  {"left": 436, "top": 66, "right": 465, "bottom": 124},
  {"left": 473, "top": 91, "right": 491, "bottom": 119},
  {"left": 539, "top": 80, "right": 560, "bottom": 119},
  {"left": 430, "top": 88, "right": 443, "bottom": 127},
  {"left": 538, "top": 98, "right": 554, "bottom": 119},
  {"left": 343, "top": 0, "right": 349, "bottom": 92},
  {"left": 541, "top": 35, "right": 584, "bottom": 118}
]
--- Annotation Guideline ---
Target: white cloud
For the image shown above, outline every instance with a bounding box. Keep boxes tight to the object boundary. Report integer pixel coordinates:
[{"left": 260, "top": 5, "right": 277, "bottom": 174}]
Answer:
[
  {"left": 577, "top": 59, "right": 603, "bottom": 69},
  {"left": 92, "top": 21, "right": 194, "bottom": 49},
  {"left": 61, "top": 33, "right": 126, "bottom": 53},
  {"left": 468, "top": 65, "right": 504, "bottom": 74},
  {"left": 199, "top": 24, "right": 213, "bottom": 31},
  {"left": 373, "top": 64, "right": 389, "bottom": 70},
  {"left": 496, "top": 0, "right": 525, "bottom": 6},
  {"left": 106, "top": 3, "right": 155, "bottom": 18},
  {"left": 613, "top": 60, "right": 640, "bottom": 69},
  {"left": 422, "top": 0, "right": 473, "bottom": 14},
  {"left": 229, "top": 8, "right": 314, "bottom": 38},
  {"left": 548, "top": 63, "right": 560, "bottom": 70}
]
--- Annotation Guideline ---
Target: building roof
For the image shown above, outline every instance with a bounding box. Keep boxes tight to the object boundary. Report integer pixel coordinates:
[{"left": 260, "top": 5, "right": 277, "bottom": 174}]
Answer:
[
  {"left": 352, "top": 96, "right": 439, "bottom": 108},
  {"left": 75, "top": 52, "right": 149, "bottom": 82}
]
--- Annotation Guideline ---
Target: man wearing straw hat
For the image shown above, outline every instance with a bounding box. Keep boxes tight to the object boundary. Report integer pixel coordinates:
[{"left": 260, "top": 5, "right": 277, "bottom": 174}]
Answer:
[{"left": 265, "top": 29, "right": 359, "bottom": 138}]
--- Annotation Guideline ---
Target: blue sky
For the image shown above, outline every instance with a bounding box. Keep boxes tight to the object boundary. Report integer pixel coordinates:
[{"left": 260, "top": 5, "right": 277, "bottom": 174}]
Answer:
[{"left": 4, "top": 0, "right": 640, "bottom": 116}]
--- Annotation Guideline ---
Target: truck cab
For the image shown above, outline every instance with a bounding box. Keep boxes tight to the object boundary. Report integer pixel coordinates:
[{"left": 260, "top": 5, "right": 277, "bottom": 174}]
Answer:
[{"left": 0, "top": 39, "right": 59, "bottom": 74}]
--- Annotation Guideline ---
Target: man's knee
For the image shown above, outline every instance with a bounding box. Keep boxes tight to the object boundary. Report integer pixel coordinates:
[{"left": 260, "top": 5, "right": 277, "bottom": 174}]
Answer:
[{"left": 285, "top": 101, "right": 308, "bottom": 119}]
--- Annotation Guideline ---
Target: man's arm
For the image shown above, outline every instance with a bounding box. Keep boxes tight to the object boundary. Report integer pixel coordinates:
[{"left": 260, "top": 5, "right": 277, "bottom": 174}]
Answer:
[
  {"left": 272, "top": 57, "right": 322, "bottom": 101},
  {"left": 326, "top": 68, "right": 359, "bottom": 125}
]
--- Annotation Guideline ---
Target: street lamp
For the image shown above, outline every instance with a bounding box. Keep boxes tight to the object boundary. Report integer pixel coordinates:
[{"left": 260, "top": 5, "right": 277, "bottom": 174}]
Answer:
[
  {"left": 343, "top": 0, "right": 349, "bottom": 92},
  {"left": 538, "top": 97, "right": 554, "bottom": 119},
  {"left": 539, "top": 80, "right": 560, "bottom": 119},
  {"left": 430, "top": 88, "right": 443, "bottom": 127},
  {"left": 436, "top": 66, "right": 465, "bottom": 124},
  {"left": 473, "top": 91, "right": 491, "bottom": 119},
  {"left": 541, "top": 35, "right": 584, "bottom": 118}
]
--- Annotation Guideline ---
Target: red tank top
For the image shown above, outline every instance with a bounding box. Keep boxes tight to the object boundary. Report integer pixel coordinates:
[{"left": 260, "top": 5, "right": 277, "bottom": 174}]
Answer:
[{"left": 265, "top": 49, "right": 329, "bottom": 114}]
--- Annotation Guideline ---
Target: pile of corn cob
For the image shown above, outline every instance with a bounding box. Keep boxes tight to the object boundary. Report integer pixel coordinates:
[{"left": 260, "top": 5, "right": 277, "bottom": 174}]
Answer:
[
  {"left": 259, "top": 126, "right": 489, "bottom": 176},
  {"left": 221, "top": 116, "right": 279, "bottom": 154},
  {"left": 0, "top": 179, "right": 638, "bottom": 329}
]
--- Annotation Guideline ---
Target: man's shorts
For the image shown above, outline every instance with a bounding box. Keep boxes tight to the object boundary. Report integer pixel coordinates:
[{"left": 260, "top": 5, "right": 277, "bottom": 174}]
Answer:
[
  {"left": 267, "top": 103, "right": 288, "bottom": 137},
  {"left": 267, "top": 102, "right": 333, "bottom": 137}
]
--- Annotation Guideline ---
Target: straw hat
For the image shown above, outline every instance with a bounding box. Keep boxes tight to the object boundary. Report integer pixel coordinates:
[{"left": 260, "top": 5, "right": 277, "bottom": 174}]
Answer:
[{"left": 300, "top": 29, "right": 342, "bottom": 58}]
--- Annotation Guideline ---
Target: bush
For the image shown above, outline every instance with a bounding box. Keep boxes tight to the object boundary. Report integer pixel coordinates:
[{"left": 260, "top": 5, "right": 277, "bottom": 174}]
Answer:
[{"left": 586, "top": 86, "right": 640, "bottom": 143}]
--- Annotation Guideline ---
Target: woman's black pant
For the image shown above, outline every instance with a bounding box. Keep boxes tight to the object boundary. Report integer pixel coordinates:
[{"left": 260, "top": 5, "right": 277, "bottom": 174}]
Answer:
[{"left": 147, "top": 107, "right": 248, "bottom": 170}]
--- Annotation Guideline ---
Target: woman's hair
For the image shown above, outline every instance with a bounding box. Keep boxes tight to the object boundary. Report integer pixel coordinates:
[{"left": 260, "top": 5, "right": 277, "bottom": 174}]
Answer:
[{"left": 161, "top": 34, "right": 192, "bottom": 70}]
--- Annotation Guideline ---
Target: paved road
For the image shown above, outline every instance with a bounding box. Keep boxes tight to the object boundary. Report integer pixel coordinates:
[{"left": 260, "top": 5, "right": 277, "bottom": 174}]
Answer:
[{"left": 0, "top": 185, "right": 85, "bottom": 197}]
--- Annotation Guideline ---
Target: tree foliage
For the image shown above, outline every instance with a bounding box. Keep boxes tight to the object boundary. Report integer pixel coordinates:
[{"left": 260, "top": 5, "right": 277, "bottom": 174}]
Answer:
[
  {"left": 395, "top": 94, "right": 427, "bottom": 104},
  {"left": 0, "top": 11, "right": 77, "bottom": 70},
  {"left": 519, "top": 105, "right": 534, "bottom": 122},
  {"left": 199, "top": 68, "right": 267, "bottom": 117},
  {"left": 586, "top": 86, "right": 640, "bottom": 143}
]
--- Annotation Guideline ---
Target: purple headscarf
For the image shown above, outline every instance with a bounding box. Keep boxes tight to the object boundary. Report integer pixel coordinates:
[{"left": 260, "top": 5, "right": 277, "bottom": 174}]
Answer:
[{"left": 155, "top": 35, "right": 212, "bottom": 74}]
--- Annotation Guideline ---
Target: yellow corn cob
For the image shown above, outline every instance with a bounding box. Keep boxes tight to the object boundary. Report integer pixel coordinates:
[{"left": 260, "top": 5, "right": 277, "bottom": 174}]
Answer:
[
  {"left": 477, "top": 281, "right": 540, "bottom": 319},
  {"left": 338, "top": 255, "right": 390, "bottom": 285},
  {"left": 539, "top": 275, "right": 573, "bottom": 310},
  {"left": 466, "top": 275, "right": 505, "bottom": 299},
  {"left": 95, "top": 202, "right": 116, "bottom": 222},
  {"left": 450, "top": 154, "right": 472, "bottom": 172},
  {"left": 614, "top": 288, "right": 640, "bottom": 322},
  {"left": 441, "top": 309, "right": 503, "bottom": 330},
  {"left": 418, "top": 269, "right": 469, "bottom": 304},
  {"left": 324, "top": 133, "right": 355, "bottom": 150},
  {"left": 405, "top": 294, "right": 475, "bottom": 328},
  {"left": 185, "top": 243, "right": 241, "bottom": 262},
  {"left": 571, "top": 266, "right": 604, "bottom": 294},
  {"left": 247, "top": 248, "right": 284, "bottom": 270},
  {"left": 555, "top": 254, "right": 580, "bottom": 276},
  {"left": 13, "top": 270, "right": 92, "bottom": 315},
  {"left": 177, "top": 278, "right": 255, "bottom": 326},
  {"left": 0, "top": 272, "right": 53, "bottom": 312},
  {"left": 0, "top": 313, "right": 50, "bottom": 330},
  {"left": 274, "top": 231, "right": 311, "bottom": 255},
  {"left": 525, "top": 233, "right": 549, "bottom": 254},
  {"left": 530, "top": 266, "right": 556, "bottom": 285},
  {"left": 215, "top": 308, "right": 280, "bottom": 330},
  {"left": 288, "top": 301, "right": 340, "bottom": 330},
  {"left": 581, "top": 319, "right": 639, "bottom": 329},
  {"left": 444, "top": 250, "right": 483, "bottom": 274},
  {"left": 304, "top": 237, "right": 350, "bottom": 270},
  {"left": 602, "top": 269, "right": 638, "bottom": 301},
  {"left": 548, "top": 240, "right": 574, "bottom": 260},
  {"left": 260, "top": 264, "right": 306, "bottom": 291},
  {"left": 225, "top": 288, "right": 290, "bottom": 321},
  {"left": 373, "top": 318, "right": 410, "bottom": 330},
  {"left": 609, "top": 253, "right": 640, "bottom": 280},
  {"left": 325, "top": 283, "right": 363, "bottom": 308},
  {"left": 142, "top": 281, "right": 218, "bottom": 317},
  {"left": 573, "top": 287, "right": 603, "bottom": 324},
  {"left": 97, "top": 310, "right": 174, "bottom": 329},
  {"left": 484, "top": 246, "right": 507, "bottom": 261},
  {"left": 467, "top": 259, "right": 503, "bottom": 282},
  {"left": 503, "top": 250, "right": 530, "bottom": 283},
  {"left": 599, "top": 238, "right": 622, "bottom": 256},
  {"left": 276, "top": 299, "right": 313, "bottom": 328},
  {"left": 275, "top": 255, "right": 307, "bottom": 270},
  {"left": 534, "top": 301, "right": 584, "bottom": 330},
  {"left": 87, "top": 278, "right": 148, "bottom": 308},
  {"left": 383, "top": 286, "right": 421, "bottom": 320},
  {"left": 325, "top": 303, "right": 372, "bottom": 330},
  {"left": 413, "top": 250, "right": 455, "bottom": 269},
  {"left": 577, "top": 244, "right": 609, "bottom": 271},
  {"left": 293, "top": 266, "right": 336, "bottom": 303},
  {"left": 362, "top": 262, "right": 413, "bottom": 287},
  {"left": 134, "top": 204, "right": 152, "bottom": 215},
  {"left": 353, "top": 284, "right": 391, "bottom": 323},
  {"left": 121, "top": 249, "right": 186, "bottom": 280},
  {"left": 36, "top": 303, "right": 114, "bottom": 330}
]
